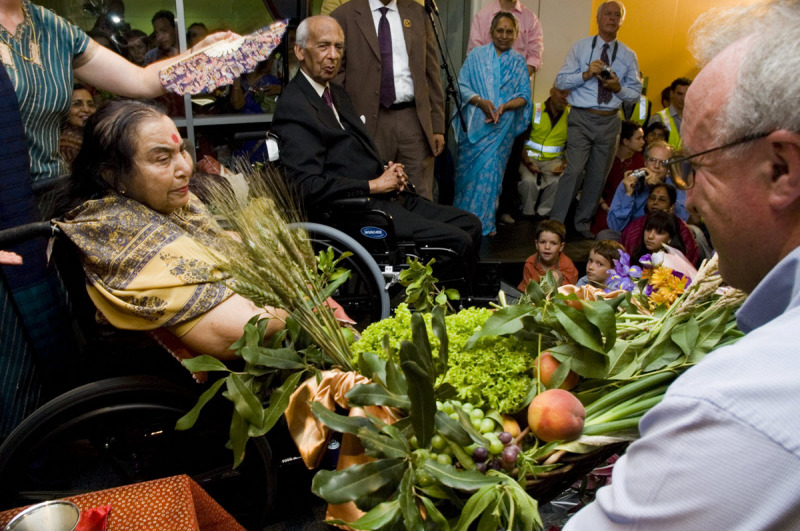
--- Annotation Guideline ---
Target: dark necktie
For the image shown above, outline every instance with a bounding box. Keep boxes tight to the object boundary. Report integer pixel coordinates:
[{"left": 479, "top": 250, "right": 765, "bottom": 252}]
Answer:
[
  {"left": 597, "top": 43, "right": 612, "bottom": 105},
  {"left": 322, "top": 86, "right": 334, "bottom": 109},
  {"left": 378, "top": 7, "right": 396, "bottom": 108}
]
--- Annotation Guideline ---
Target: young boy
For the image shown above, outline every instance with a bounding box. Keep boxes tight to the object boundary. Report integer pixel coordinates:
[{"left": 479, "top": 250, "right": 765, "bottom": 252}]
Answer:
[
  {"left": 577, "top": 240, "right": 626, "bottom": 288},
  {"left": 518, "top": 220, "right": 579, "bottom": 291}
]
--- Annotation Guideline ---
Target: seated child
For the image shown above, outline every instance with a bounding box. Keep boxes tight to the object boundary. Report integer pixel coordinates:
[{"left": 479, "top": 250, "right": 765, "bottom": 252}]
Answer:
[
  {"left": 630, "top": 210, "right": 687, "bottom": 265},
  {"left": 576, "top": 240, "right": 625, "bottom": 288},
  {"left": 518, "top": 220, "right": 579, "bottom": 290},
  {"left": 620, "top": 183, "right": 701, "bottom": 266}
]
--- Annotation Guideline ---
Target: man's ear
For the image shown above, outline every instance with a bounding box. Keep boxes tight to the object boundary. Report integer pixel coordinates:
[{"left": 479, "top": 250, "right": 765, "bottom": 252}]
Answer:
[
  {"left": 294, "top": 44, "right": 304, "bottom": 62},
  {"left": 767, "top": 130, "right": 800, "bottom": 211}
]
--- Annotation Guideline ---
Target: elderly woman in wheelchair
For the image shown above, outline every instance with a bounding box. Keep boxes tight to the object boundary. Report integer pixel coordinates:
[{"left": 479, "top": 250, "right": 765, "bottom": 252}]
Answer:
[{"left": 57, "top": 99, "right": 350, "bottom": 359}]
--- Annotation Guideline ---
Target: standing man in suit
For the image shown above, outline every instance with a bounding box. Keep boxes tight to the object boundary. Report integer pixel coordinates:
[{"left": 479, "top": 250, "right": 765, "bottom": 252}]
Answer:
[
  {"left": 330, "top": 0, "right": 445, "bottom": 201},
  {"left": 271, "top": 16, "right": 481, "bottom": 278}
]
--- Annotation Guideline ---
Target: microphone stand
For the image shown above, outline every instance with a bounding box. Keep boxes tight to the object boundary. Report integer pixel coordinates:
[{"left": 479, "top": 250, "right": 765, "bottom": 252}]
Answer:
[{"left": 425, "top": 0, "right": 466, "bottom": 138}]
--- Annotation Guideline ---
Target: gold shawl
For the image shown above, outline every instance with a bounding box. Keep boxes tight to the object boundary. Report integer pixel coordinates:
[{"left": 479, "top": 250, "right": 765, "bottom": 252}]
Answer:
[{"left": 58, "top": 193, "right": 235, "bottom": 336}]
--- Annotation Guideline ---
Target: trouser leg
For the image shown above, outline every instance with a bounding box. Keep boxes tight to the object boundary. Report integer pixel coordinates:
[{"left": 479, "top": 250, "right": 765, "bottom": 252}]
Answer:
[
  {"left": 518, "top": 164, "right": 541, "bottom": 216},
  {"left": 573, "top": 115, "right": 621, "bottom": 232},
  {"left": 375, "top": 106, "right": 435, "bottom": 201},
  {"left": 548, "top": 111, "right": 595, "bottom": 223}
]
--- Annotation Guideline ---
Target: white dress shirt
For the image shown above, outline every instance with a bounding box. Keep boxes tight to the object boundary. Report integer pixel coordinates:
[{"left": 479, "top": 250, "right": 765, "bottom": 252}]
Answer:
[{"left": 368, "top": 0, "right": 415, "bottom": 103}]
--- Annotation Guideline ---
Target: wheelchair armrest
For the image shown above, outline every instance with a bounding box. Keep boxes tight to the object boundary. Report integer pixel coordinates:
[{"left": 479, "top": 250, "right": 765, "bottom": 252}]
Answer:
[
  {"left": 325, "top": 197, "right": 374, "bottom": 210},
  {"left": 0, "top": 221, "right": 57, "bottom": 248}
]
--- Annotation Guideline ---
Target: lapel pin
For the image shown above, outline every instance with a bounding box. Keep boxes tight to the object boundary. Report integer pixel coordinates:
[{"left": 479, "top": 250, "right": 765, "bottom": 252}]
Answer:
[{"left": 403, "top": 19, "right": 411, "bottom": 28}]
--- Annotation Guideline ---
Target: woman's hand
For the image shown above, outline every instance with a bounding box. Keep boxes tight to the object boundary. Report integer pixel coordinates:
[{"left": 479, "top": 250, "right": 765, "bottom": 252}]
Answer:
[
  {"left": 188, "top": 31, "right": 240, "bottom": 54},
  {"left": 472, "top": 97, "right": 496, "bottom": 123}
]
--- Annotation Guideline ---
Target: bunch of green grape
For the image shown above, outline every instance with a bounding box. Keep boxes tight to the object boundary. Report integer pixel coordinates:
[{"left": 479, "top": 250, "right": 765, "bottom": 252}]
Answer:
[{"left": 409, "top": 399, "right": 521, "bottom": 485}]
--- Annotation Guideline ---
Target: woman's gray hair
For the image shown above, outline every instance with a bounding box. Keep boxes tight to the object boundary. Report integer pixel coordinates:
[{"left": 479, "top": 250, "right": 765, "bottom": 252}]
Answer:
[{"left": 690, "top": 0, "right": 800, "bottom": 145}]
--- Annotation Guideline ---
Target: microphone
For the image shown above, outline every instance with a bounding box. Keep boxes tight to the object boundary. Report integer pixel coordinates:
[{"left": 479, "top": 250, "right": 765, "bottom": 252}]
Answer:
[{"left": 424, "top": 0, "right": 439, "bottom": 16}]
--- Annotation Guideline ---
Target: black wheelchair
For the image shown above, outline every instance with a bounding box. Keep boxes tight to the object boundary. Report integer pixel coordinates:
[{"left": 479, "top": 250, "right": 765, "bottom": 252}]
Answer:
[
  {"left": 0, "top": 220, "right": 282, "bottom": 529},
  {"left": 258, "top": 133, "right": 502, "bottom": 316}
]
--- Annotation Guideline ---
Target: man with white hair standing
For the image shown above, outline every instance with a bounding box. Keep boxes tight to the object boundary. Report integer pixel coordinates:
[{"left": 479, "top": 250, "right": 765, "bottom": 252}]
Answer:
[
  {"left": 565, "top": 1, "right": 800, "bottom": 528},
  {"left": 550, "top": 1, "right": 641, "bottom": 239}
]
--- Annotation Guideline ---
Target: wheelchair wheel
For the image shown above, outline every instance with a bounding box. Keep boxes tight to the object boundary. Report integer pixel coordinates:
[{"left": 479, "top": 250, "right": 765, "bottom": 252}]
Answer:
[
  {"left": 0, "top": 376, "right": 275, "bottom": 529},
  {"left": 291, "top": 222, "right": 390, "bottom": 327}
]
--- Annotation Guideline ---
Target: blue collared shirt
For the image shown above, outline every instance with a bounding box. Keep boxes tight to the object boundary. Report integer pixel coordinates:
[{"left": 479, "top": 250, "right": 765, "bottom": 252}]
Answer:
[
  {"left": 565, "top": 246, "right": 800, "bottom": 529},
  {"left": 555, "top": 35, "right": 642, "bottom": 111}
]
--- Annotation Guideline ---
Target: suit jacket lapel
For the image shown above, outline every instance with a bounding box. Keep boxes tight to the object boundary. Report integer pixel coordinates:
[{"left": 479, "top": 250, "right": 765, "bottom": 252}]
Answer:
[
  {"left": 294, "top": 72, "right": 342, "bottom": 131},
  {"left": 330, "top": 86, "right": 383, "bottom": 162},
  {"left": 398, "top": 1, "right": 413, "bottom": 57},
  {"left": 354, "top": 0, "right": 381, "bottom": 61}
]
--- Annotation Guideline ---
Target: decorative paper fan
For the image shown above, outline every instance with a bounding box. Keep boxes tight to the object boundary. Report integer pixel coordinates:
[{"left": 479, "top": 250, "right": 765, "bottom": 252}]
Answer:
[{"left": 159, "top": 19, "right": 288, "bottom": 96}]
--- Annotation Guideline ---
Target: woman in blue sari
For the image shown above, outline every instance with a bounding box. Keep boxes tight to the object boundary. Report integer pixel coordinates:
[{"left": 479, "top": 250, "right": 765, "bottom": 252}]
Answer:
[{"left": 455, "top": 12, "right": 532, "bottom": 236}]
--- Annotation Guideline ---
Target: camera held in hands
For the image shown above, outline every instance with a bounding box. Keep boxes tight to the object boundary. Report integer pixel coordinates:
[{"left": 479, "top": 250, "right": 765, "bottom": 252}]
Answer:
[
  {"left": 631, "top": 168, "right": 647, "bottom": 182},
  {"left": 599, "top": 65, "right": 614, "bottom": 80}
]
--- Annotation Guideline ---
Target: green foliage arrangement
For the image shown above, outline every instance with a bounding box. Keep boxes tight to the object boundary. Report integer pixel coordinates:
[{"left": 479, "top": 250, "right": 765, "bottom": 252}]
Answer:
[{"left": 353, "top": 304, "right": 536, "bottom": 414}]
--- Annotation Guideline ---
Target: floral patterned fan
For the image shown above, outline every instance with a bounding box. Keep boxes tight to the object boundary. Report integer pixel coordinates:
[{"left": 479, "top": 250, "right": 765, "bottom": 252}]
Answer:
[{"left": 159, "top": 20, "right": 288, "bottom": 95}]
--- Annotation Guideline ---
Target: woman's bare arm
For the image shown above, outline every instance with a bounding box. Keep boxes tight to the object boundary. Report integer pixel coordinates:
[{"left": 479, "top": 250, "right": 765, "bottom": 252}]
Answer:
[{"left": 179, "top": 293, "right": 288, "bottom": 359}]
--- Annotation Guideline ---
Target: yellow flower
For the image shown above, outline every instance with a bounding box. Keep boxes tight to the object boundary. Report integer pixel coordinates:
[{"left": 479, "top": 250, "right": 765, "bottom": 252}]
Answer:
[{"left": 644, "top": 266, "right": 688, "bottom": 308}]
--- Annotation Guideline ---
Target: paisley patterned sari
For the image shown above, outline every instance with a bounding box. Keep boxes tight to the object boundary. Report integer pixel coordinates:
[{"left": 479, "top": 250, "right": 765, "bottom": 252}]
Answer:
[{"left": 58, "top": 193, "right": 234, "bottom": 336}]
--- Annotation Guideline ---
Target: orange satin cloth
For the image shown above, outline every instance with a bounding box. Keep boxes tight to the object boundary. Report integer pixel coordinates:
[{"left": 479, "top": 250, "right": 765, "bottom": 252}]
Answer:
[
  {"left": 558, "top": 284, "right": 625, "bottom": 301},
  {"left": 284, "top": 369, "right": 403, "bottom": 528},
  {"left": 0, "top": 475, "right": 244, "bottom": 531},
  {"left": 284, "top": 368, "right": 402, "bottom": 469}
]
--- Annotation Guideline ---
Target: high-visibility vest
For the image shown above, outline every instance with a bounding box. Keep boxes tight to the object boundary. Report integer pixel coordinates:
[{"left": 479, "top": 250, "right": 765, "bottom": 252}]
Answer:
[
  {"left": 625, "top": 94, "right": 650, "bottom": 126},
  {"left": 657, "top": 108, "right": 682, "bottom": 150},
  {"left": 525, "top": 102, "right": 569, "bottom": 162}
]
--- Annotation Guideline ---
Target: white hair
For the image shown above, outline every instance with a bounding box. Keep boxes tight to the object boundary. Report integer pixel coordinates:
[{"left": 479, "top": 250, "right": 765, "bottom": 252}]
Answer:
[
  {"left": 295, "top": 15, "right": 339, "bottom": 49},
  {"left": 597, "top": 1, "right": 626, "bottom": 23},
  {"left": 690, "top": 0, "right": 800, "bottom": 145}
]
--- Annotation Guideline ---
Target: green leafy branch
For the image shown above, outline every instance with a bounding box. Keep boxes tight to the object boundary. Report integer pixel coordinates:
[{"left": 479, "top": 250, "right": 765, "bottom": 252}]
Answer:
[{"left": 399, "top": 257, "right": 460, "bottom": 314}]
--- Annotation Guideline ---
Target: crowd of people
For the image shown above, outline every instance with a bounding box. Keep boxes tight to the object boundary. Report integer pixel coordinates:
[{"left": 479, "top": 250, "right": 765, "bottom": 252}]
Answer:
[
  {"left": 3, "top": 0, "right": 800, "bottom": 527},
  {"left": 0, "top": 0, "right": 712, "bottom": 433}
]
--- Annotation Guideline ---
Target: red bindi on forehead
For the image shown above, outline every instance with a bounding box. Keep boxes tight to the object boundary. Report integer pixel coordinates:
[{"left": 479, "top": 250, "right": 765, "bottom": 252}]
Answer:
[{"left": 171, "top": 133, "right": 180, "bottom": 144}]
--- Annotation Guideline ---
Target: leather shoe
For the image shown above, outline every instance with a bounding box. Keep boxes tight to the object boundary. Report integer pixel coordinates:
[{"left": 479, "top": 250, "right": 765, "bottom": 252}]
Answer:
[{"left": 498, "top": 213, "right": 516, "bottom": 225}]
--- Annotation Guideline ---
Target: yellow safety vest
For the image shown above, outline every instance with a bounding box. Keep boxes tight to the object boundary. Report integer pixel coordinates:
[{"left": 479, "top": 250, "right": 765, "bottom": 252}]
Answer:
[
  {"left": 657, "top": 108, "right": 682, "bottom": 150},
  {"left": 626, "top": 95, "right": 650, "bottom": 126},
  {"left": 525, "top": 102, "right": 569, "bottom": 162}
]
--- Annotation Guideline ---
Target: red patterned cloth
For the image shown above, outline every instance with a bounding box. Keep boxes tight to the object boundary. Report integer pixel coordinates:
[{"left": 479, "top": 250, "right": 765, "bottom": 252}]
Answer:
[{"left": 0, "top": 475, "right": 244, "bottom": 531}]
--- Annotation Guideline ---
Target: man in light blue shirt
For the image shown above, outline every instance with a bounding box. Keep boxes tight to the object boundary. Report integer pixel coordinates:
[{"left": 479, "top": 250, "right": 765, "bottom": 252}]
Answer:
[
  {"left": 550, "top": 1, "right": 641, "bottom": 239},
  {"left": 565, "top": 1, "right": 800, "bottom": 528}
]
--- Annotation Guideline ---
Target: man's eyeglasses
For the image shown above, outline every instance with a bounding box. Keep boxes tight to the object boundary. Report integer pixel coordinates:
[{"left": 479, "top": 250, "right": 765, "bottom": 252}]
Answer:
[
  {"left": 645, "top": 156, "right": 668, "bottom": 167},
  {"left": 664, "top": 131, "right": 771, "bottom": 190}
]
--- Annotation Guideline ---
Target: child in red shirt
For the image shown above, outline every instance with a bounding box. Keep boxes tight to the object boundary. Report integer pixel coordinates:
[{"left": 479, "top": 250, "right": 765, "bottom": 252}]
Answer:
[{"left": 518, "top": 220, "right": 579, "bottom": 291}]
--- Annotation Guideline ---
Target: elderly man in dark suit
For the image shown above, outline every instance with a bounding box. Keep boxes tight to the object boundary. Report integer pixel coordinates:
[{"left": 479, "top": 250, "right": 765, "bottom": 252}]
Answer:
[
  {"left": 271, "top": 16, "right": 481, "bottom": 278},
  {"left": 330, "top": 0, "right": 444, "bottom": 201}
]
